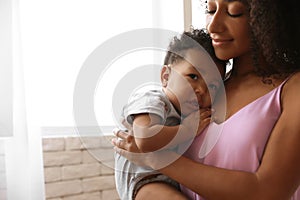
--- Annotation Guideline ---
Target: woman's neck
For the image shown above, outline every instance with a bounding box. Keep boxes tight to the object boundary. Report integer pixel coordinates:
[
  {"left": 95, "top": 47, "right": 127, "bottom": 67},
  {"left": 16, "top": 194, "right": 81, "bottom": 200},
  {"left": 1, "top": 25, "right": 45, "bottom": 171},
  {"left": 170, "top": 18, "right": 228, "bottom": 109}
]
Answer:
[
  {"left": 229, "top": 55, "right": 287, "bottom": 87},
  {"left": 231, "top": 56, "right": 256, "bottom": 77}
]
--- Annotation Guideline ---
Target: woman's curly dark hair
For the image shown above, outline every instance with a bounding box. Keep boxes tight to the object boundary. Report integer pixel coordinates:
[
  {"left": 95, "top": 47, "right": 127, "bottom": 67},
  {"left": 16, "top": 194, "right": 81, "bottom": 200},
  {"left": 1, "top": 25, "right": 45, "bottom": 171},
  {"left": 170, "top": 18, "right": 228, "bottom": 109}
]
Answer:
[
  {"left": 164, "top": 28, "right": 227, "bottom": 68},
  {"left": 202, "top": 0, "right": 299, "bottom": 79},
  {"left": 243, "top": 0, "right": 299, "bottom": 77}
]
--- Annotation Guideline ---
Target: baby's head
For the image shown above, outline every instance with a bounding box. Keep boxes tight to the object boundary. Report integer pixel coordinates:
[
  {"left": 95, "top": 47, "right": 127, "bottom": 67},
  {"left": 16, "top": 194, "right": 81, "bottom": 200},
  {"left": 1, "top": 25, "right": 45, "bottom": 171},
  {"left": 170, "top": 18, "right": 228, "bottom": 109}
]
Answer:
[
  {"left": 161, "top": 28, "right": 228, "bottom": 116},
  {"left": 164, "top": 28, "right": 227, "bottom": 78}
]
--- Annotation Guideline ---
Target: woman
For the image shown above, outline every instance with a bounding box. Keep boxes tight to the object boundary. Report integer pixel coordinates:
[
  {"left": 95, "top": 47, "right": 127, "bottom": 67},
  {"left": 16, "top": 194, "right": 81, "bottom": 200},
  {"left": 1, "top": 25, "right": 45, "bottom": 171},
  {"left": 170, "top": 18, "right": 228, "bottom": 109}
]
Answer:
[{"left": 113, "top": 0, "right": 300, "bottom": 199}]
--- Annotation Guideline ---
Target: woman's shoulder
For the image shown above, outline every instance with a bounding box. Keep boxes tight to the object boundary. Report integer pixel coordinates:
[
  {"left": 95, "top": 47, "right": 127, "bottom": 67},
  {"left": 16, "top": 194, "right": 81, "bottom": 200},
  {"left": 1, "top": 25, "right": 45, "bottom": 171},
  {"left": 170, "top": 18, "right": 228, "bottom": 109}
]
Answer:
[
  {"left": 282, "top": 72, "right": 300, "bottom": 89},
  {"left": 281, "top": 72, "right": 300, "bottom": 106}
]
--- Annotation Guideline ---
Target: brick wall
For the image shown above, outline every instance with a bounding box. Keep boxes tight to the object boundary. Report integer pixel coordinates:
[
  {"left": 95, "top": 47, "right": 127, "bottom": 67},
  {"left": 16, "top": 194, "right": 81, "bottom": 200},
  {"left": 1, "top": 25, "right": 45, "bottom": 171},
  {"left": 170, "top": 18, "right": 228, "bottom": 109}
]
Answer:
[{"left": 42, "top": 136, "right": 120, "bottom": 200}]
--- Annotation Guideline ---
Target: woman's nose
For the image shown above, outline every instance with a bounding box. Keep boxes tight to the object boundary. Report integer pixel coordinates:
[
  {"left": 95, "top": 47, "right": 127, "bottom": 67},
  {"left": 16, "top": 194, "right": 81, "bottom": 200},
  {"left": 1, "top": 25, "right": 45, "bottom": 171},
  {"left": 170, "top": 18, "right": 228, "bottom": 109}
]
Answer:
[{"left": 206, "top": 10, "right": 225, "bottom": 34}]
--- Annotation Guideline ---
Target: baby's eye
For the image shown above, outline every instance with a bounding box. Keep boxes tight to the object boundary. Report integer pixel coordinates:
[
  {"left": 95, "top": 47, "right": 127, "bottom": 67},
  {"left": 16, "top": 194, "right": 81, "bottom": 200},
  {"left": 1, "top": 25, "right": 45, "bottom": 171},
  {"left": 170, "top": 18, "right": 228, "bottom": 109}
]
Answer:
[
  {"left": 208, "top": 84, "right": 218, "bottom": 91},
  {"left": 188, "top": 74, "right": 199, "bottom": 80}
]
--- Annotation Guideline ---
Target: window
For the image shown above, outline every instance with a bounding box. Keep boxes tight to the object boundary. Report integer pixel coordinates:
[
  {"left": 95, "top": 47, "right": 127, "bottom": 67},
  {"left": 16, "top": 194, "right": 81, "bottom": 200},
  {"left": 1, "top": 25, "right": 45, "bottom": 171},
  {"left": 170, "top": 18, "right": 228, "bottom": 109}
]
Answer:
[
  {"left": 192, "top": 0, "right": 207, "bottom": 29},
  {"left": 20, "top": 0, "right": 188, "bottom": 135}
]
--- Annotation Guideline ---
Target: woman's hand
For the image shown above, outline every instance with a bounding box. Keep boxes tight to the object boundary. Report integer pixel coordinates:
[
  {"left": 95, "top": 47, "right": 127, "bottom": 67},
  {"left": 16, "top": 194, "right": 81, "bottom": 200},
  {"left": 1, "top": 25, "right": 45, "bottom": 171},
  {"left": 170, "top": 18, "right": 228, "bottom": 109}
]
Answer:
[{"left": 112, "top": 128, "right": 179, "bottom": 170}]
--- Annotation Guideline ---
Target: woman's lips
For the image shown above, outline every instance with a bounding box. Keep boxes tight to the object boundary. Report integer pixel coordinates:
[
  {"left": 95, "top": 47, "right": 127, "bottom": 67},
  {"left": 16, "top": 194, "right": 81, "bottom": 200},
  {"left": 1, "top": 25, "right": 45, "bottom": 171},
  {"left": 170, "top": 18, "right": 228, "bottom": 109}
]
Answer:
[{"left": 212, "top": 38, "right": 233, "bottom": 46}]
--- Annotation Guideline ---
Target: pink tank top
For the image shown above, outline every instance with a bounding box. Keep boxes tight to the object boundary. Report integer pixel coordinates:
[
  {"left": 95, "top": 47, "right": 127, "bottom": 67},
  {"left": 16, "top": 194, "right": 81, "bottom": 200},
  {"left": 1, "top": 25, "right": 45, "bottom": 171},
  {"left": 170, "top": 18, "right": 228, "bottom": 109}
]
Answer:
[{"left": 180, "top": 78, "right": 300, "bottom": 200}]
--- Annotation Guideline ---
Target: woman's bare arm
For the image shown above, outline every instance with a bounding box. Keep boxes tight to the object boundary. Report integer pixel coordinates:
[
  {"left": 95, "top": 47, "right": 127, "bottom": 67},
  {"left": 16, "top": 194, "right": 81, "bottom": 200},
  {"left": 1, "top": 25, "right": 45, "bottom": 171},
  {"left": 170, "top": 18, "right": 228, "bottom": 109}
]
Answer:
[
  {"left": 153, "top": 74, "right": 300, "bottom": 199},
  {"left": 114, "top": 74, "right": 300, "bottom": 199}
]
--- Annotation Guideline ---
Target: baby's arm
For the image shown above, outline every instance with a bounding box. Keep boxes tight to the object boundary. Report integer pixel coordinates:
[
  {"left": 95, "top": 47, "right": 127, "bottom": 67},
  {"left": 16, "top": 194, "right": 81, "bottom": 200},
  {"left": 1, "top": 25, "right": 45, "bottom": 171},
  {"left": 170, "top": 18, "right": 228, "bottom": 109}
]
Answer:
[{"left": 132, "top": 109, "right": 211, "bottom": 152}]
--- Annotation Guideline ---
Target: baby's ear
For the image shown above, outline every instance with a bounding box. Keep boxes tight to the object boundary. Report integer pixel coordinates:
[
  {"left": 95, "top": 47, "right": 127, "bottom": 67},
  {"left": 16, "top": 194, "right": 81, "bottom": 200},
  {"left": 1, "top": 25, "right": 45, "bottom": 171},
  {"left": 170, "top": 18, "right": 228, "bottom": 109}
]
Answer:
[{"left": 161, "top": 65, "right": 170, "bottom": 87}]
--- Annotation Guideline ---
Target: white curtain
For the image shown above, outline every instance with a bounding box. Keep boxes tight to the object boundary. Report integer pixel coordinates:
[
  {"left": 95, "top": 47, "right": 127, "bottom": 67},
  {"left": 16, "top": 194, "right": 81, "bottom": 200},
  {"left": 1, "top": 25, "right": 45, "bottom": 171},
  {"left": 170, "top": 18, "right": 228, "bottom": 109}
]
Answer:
[{"left": 1, "top": 0, "right": 45, "bottom": 199}]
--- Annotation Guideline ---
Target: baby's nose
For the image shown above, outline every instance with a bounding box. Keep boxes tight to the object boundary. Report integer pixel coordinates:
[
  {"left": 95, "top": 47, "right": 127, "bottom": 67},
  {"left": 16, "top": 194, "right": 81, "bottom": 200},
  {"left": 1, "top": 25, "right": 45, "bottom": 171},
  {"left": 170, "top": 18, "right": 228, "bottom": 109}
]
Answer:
[{"left": 195, "top": 85, "right": 207, "bottom": 95}]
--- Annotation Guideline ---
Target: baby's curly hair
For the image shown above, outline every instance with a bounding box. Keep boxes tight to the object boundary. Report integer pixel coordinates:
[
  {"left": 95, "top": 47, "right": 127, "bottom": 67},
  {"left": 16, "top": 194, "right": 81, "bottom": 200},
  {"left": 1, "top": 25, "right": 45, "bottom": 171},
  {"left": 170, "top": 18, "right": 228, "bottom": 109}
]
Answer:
[
  {"left": 164, "top": 28, "right": 227, "bottom": 68},
  {"left": 234, "top": 0, "right": 299, "bottom": 78}
]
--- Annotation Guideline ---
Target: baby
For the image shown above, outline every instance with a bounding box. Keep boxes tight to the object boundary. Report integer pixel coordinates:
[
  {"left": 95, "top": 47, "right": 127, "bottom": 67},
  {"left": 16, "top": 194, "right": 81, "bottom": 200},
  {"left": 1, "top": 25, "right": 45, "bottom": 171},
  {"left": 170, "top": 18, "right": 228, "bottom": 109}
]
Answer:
[{"left": 114, "top": 28, "right": 227, "bottom": 200}]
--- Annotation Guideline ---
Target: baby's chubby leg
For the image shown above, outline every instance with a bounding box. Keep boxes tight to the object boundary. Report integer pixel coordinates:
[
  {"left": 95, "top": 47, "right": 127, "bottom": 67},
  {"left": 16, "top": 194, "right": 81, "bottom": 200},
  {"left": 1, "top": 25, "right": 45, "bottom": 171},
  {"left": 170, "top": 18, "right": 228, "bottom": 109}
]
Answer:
[{"left": 135, "top": 182, "right": 189, "bottom": 200}]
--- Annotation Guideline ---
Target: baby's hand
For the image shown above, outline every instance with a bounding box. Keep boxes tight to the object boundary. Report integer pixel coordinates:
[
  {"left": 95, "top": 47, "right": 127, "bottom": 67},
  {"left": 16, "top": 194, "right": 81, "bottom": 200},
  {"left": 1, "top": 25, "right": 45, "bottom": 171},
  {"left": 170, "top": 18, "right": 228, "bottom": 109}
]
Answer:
[{"left": 182, "top": 108, "right": 212, "bottom": 136}]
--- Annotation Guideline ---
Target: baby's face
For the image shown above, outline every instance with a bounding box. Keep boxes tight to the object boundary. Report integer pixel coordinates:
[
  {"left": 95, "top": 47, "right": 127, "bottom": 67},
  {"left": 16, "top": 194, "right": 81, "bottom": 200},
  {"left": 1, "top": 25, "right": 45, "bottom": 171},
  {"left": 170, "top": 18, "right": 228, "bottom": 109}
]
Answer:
[{"left": 163, "top": 49, "right": 223, "bottom": 116}]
